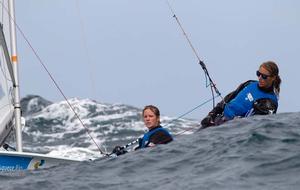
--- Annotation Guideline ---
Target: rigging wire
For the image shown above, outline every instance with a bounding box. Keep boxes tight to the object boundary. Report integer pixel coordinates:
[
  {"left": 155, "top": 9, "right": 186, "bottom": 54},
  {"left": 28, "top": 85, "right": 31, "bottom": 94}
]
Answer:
[
  {"left": 0, "top": 1, "right": 108, "bottom": 156},
  {"left": 162, "top": 95, "right": 220, "bottom": 135},
  {"left": 165, "top": 0, "right": 223, "bottom": 108},
  {"left": 120, "top": 95, "right": 220, "bottom": 151},
  {"left": 0, "top": 1, "right": 225, "bottom": 156},
  {"left": 74, "top": 0, "right": 98, "bottom": 99},
  {"left": 115, "top": 2, "right": 227, "bottom": 151},
  {"left": 74, "top": 0, "right": 108, "bottom": 154}
]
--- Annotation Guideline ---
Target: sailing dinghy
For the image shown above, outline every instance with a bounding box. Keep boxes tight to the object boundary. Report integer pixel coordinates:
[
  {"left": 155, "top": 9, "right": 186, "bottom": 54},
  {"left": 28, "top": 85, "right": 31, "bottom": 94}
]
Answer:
[{"left": 0, "top": 0, "right": 82, "bottom": 171}]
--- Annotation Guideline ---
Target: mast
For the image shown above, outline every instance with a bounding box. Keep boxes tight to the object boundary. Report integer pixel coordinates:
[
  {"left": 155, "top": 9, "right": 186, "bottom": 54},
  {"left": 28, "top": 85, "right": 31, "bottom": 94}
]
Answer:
[{"left": 8, "top": 0, "right": 22, "bottom": 152}]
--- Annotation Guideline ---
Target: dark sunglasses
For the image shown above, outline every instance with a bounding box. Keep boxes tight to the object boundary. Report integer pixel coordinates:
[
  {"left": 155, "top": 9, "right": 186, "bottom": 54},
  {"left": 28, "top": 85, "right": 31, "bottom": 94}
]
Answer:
[{"left": 256, "top": 71, "right": 271, "bottom": 80}]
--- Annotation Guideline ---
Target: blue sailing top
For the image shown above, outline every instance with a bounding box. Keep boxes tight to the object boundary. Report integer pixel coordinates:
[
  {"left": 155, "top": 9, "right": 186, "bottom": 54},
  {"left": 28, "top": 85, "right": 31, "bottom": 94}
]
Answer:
[
  {"left": 139, "top": 126, "right": 173, "bottom": 148},
  {"left": 223, "top": 81, "right": 278, "bottom": 119}
]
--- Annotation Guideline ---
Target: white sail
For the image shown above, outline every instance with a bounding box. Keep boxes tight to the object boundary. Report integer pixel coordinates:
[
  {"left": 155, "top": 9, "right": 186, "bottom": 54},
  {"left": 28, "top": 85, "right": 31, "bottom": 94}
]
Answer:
[
  {"left": 0, "top": 0, "right": 14, "bottom": 146},
  {"left": 0, "top": 1, "right": 86, "bottom": 171}
]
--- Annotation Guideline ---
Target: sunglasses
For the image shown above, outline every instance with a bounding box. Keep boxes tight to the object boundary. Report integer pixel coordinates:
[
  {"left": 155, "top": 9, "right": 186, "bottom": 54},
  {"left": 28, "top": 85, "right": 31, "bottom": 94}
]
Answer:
[{"left": 256, "top": 71, "right": 271, "bottom": 80}]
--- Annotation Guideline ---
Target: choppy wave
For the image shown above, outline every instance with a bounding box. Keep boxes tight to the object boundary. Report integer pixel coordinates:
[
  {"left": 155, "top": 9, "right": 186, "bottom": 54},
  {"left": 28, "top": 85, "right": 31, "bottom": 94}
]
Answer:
[
  {"left": 16, "top": 95, "right": 198, "bottom": 160},
  {"left": 2, "top": 95, "right": 300, "bottom": 190}
]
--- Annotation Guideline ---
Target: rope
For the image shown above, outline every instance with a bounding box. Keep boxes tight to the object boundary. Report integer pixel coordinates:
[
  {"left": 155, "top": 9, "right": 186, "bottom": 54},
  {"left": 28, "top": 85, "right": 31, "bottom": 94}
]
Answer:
[
  {"left": 0, "top": 1, "right": 107, "bottom": 156},
  {"left": 74, "top": 0, "right": 97, "bottom": 99},
  {"left": 162, "top": 95, "right": 219, "bottom": 128},
  {"left": 163, "top": 95, "right": 220, "bottom": 135},
  {"left": 120, "top": 95, "right": 220, "bottom": 151},
  {"left": 74, "top": 0, "right": 108, "bottom": 154},
  {"left": 165, "top": 0, "right": 223, "bottom": 108}
]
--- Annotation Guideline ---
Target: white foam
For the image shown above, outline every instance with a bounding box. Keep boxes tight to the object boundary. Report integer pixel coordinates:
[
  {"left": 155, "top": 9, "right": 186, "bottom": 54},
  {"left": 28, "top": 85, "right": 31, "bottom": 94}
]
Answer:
[
  {"left": 22, "top": 96, "right": 199, "bottom": 156},
  {"left": 26, "top": 97, "right": 40, "bottom": 112},
  {"left": 46, "top": 145, "right": 104, "bottom": 161}
]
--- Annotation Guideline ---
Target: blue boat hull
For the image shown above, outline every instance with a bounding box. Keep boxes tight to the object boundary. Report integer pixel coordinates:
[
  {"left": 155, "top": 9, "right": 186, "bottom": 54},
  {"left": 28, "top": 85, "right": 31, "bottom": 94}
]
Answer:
[{"left": 0, "top": 151, "right": 81, "bottom": 171}]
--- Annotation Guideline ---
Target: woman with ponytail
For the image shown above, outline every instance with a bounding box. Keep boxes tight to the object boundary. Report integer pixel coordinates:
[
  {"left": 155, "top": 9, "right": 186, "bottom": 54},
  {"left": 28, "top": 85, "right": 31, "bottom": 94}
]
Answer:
[{"left": 201, "top": 61, "right": 281, "bottom": 128}]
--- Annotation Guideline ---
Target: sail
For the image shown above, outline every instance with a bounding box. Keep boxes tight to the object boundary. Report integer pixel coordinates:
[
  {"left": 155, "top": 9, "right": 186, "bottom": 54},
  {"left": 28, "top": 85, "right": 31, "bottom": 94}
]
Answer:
[{"left": 0, "top": 0, "right": 15, "bottom": 146}]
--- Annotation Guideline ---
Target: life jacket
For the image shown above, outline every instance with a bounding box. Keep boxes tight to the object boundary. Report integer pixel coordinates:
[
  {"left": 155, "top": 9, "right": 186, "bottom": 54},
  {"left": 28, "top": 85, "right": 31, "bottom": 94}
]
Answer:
[
  {"left": 139, "top": 126, "right": 172, "bottom": 148},
  {"left": 223, "top": 81, "right": 278, "bottom": 119}
]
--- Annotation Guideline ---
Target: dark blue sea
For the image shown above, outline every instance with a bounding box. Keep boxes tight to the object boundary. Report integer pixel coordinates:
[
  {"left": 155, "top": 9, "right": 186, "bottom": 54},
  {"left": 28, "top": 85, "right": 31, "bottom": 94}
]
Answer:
[{"left": 1, "top": 95, "right": 299, "bottom": 190}]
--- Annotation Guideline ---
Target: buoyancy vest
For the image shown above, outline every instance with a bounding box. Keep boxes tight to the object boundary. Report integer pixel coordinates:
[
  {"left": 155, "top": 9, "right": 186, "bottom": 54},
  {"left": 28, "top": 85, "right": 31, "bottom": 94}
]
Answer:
[
  {"left": 140, "top": 126, "right": 172, "bottom": 148},
  {"left": 223, "top": 81, "right": 278, "bottom": 119}
]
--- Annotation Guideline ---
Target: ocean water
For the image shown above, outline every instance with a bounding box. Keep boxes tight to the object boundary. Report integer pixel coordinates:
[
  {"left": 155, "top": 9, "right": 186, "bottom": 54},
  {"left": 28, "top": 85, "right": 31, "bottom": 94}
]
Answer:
[{"left": 1, "top": 96, "right": 300, "bottom": 190}]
